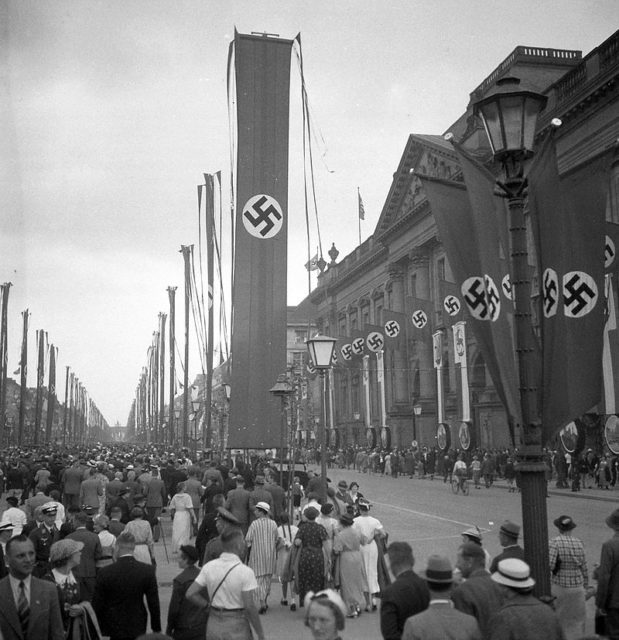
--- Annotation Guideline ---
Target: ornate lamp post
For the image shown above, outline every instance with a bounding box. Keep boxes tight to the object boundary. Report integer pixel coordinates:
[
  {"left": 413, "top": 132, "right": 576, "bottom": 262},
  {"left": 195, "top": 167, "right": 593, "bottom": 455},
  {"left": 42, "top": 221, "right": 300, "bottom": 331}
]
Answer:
[
  {"left": 412, "top": 403, "right": 422, "bottom": 444},
  {"left": 174, "top": 408, "right": 181, "bottom": 447},
  {"left": 191, "top": 399, "right": 201, "bottom": 460},
  {"left": 270, "top": 373, "right": 294, "bottom": 485},
  {"left": 306, "top": 334, "right": 337, "bottom": 502},
  {"left": 473, "top": 75, "right": 550, "bottom": 597}
]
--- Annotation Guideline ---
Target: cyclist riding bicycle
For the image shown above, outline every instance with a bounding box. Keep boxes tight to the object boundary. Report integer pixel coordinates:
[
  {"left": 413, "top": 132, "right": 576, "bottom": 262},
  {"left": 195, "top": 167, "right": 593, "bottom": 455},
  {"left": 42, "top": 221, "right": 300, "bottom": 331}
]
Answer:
[{"left": 453, "top": 456, "right": 468, "bottom": 492}]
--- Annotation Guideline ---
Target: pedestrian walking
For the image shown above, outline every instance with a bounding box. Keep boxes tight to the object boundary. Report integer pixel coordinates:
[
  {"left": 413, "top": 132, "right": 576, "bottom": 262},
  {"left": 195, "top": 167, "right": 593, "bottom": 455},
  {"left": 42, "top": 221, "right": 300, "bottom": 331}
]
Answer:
[
  {"left": 245, "top": 502, "right": 278, "bottom": 613},
  {"left": 303, "top": 589, "right": 348, "bottom": 640},
  {"left": 596, "top": 507, "right": 619, "bottom": 638},
  {"left": 488, "top": 521, "right": 524, "bottom": 574},
  {"left": 169, "top": 482, "right": 196, "bottom": 554},
  {"left": 275, "top": 513, "right": 298, "bottom": 610},
  {"left": 333, "top": 513, "right": 368, "bottom": 617},
  {"left": 294, "top": 506, "right": 328, "bottom": 604}
]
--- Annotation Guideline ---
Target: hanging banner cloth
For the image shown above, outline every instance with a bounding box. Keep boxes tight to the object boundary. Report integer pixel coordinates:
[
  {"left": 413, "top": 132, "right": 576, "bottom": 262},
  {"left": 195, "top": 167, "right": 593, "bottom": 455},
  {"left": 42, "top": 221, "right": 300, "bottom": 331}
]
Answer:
[
  {"left": 528, "top": 135, "right": 614, "bottom": 438},
  {"left": 228, "top": 31, "right": 295, "bottom": 448}
]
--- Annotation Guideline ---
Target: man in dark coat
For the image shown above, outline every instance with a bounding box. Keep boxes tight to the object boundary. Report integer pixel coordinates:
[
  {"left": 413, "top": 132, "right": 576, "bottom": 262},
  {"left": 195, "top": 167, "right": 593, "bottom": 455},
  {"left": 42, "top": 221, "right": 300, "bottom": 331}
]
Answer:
[
  {"left": 29, "top": 503, "right": 60, "bottom": 577},
  {"left": 452, "top": 542, "right": 503, "bottom": 639},
  {"left": 488, "top": 520, "right": 524, "bottom": 574},
  {"left": 380, "top": 541, "right": 430, "bottom": 640},
  {"left": 166, "top": 545, "right": 208, "bottom": 640},
  {"left": 92, "top": 530, "right": 161, "bottom": 640},
  {"left": 66, "top": 511, "right": 102, "bottom": 601},
  {"left": 596, "top": 507, "right": 619, "bottom": 638},
  {"left": 225, "top": 476, "right": 252, "bottom": 534}
]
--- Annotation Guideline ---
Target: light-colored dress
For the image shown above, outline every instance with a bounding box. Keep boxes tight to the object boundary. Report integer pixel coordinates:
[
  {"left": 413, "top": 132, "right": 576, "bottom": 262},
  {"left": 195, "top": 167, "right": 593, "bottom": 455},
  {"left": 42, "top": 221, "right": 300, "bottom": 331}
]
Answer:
[
  {"left": 170, "top": 491, "right": 194, "bottom": 553},
  {"left": 125, "top": 518, "right": 154, "bottom": 565},
  {"left": 334, "top": 525, "right": 366, "bottom": 610},
  {"left": 276, "top": 523, "right": 299, "bottom": 581},
  {"left": 352, "top": 514, "right": 384, "bottom": 594}
]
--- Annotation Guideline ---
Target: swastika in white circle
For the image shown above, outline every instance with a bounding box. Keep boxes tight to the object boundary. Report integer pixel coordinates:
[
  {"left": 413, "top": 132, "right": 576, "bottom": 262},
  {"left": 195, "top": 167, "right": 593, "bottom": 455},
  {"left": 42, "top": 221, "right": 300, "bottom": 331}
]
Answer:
[
  {"left": 384, "top": 320, "right": 401, "bottom": 338},
  {"left": 461, "top": 275, "right": 501, "bottom": 321},
  {"left": 543, "top": 268, "right": 558, "bottom": 318},
  {"left": 242, "top": 194, "right": 284, "bottom": 239},
  {"left": 501, "top": 274, "right": 512, "bottom": 300},
  {"left": 606, "top": 235, "right": 616, "bottom": 270},
  {"left": 563, "top": 271, "right": 598, "bottom": 318},
  {"left": 412, "top": 310, "right": 428, "bottom": 329},
  {"left": 341, "top": 344, "right": 353, "bottom": 361},
  {"left": 443, "top": 295, "right": 461, "bottom": 316},
  {"left": 367, "top": 331, "right": 385, "bottom": 352},
  {"left": 352, "top": 337, "right": 365, "bottom": 355}
]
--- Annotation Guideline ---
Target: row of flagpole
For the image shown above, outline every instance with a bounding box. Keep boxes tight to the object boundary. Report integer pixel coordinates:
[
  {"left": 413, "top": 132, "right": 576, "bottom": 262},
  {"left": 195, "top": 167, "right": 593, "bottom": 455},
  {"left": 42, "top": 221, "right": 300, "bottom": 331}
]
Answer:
[{"left": 0, "top": 282, "right": 109, "bottom": 447}]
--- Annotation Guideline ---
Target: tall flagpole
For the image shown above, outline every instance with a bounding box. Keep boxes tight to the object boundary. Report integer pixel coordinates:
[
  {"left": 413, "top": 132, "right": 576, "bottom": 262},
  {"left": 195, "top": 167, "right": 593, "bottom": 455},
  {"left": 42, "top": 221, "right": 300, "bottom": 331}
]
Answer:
[
  {"left": 33, "top": 330, "right": 45, "bottom": 445},
  {"left": 180, "top": 246, "right": 193, "bottom": 448},
  {"left": 0, "top": 283, "right": 12, "bottom": 446},
  {"left": 18, "top": 309, "right": 28, "bottom": 446},
  {"left": 62, "top": 366, "right": 69, "bottom": 446},
  {"left": 159, "top": 313, "right": 167, "bottom": 444},
  {"left": 45, "top": 345, "right": 56, "bottom": 442},
  {"left": 168, "top": 286, "right": 177, "bottom": 446}
]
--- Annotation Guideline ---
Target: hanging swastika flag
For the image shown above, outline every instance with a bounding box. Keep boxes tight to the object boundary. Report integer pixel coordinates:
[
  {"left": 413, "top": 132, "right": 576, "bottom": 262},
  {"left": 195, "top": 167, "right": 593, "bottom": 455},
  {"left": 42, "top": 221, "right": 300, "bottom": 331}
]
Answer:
[
  {"left": 411, "top": 310, "right": 428, "bottom": 329},
  {"left": 501, "top": 274, "right": 512, "bottom": 300},
  {"left": 366, "top": 331, "right": 385, "bottom": 352},
  {"left": 382, "top": 309, "right": 408, "bottom": 351},
  {"left": 606, "top": 222, "right": 619, "bottom": 274},
  {"left": 528, "top": 133, "right": 613, "bottom": 440},
  {"left": 444, "top": 294, "right": 461, "bottom": 316},
  {"left": 461, "top": 275, "right": 501, "bottom": 322},
  {"left": 384, "top": 320, "right": 401, "bottom": 338},
  {"left": 242, "top": 194, "right": 284, "bottom": 239}
]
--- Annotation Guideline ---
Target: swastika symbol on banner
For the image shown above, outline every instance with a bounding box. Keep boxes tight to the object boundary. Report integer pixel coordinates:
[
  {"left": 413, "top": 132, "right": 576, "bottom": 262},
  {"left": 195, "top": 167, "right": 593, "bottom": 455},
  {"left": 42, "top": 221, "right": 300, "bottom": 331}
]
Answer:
[
  {"left": 444, "top": 295, "right": 461, "bottom": 316},
  {"left": 412, "top": 310, "right": 428, "bottom": 329},
  {"left": 563, "top": 271, "right": 598, "bottom": 317},
  {"left": 462, "top": 276, "right": 500, "bottom": 321},
  {"left": 367, "top": 331, "right": 385, "bottom": 352},
  {"left": 331, "top": 351, "right": 338, "bottom": 366},
  {"left": 307, "top": 361, "right": 316, "bottom": 375},
  {"left": 543, "top": 268, "right": 558, "bottom": 317},
  {"left": 341, "top": 344, "right": 353, "bottom": 360},
  {"left": 606, "top": 235, "right": 616, "bottom": 270},
  {"left": 352, "top": 337, "right": 365, "bottom": 355},
  {"left": 484, "top": 275, "right": 500, "bottom": 320},
  {"left": 384, "top": 320, "right": 401, "bottom": 338},
  {"left": 242, "top": 194, "right": 284, "bottom": 239},
  {"left": 502, "top": 274, "right": 512, "bottom": 300}
]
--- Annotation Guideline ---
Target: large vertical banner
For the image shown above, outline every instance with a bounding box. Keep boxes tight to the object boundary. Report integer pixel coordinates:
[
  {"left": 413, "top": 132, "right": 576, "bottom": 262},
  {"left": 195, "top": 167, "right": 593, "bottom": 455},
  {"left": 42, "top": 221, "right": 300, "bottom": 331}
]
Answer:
[{"left": 229, "top": 32, "right": 293, "bottom": 448}]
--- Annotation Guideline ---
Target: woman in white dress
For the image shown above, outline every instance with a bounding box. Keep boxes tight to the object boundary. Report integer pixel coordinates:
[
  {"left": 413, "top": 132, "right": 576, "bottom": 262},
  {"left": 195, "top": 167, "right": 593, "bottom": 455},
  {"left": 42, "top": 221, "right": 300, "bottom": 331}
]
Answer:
[
  {"left": 169, "top": 482, "right": 196, "bottom": 553},
  {"left": 352, "top": 498, "right": 385, "bottom": 610},
  {"left": 276, "top": 512, "right": 299, "bottom": 609},
  {"left": 124, "top": 507, "right": 155, "bottom": 565}
]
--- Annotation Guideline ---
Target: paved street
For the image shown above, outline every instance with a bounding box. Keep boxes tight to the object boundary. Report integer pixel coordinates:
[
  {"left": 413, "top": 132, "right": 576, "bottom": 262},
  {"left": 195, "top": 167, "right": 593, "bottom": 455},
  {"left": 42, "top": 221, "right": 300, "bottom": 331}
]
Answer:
[{"left": 150, "top": 469, "right": 618, "bottom": 638}]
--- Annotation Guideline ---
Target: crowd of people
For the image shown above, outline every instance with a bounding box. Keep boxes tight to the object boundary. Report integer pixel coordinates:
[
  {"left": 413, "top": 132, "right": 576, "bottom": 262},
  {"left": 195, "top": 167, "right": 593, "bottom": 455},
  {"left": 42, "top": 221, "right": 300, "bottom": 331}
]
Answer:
[{"left": 0, "top": 443, "right": 616, "bottom": 640}]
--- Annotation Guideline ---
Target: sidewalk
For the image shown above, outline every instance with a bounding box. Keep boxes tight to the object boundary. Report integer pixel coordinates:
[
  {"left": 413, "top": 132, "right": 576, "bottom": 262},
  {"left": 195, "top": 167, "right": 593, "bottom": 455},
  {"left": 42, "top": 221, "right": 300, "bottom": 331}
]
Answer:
[{"left": 489, "top": 477, "right": 619, "bottom": 503}]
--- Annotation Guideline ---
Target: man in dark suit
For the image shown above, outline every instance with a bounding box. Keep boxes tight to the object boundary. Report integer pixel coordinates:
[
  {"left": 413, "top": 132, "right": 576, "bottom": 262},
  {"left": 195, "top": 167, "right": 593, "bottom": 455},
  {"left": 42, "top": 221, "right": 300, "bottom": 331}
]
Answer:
[
  {"left": 28, "top": 503, "right": 60, "bottom": 577},
  {"left": 597, "top": 507, "right": 619, "bottom": 638},
  {"left": 66, "top": 511, "right": 102, "bottom": 601},
  {"left": 380, "top": 541, "right": 430, "bottom": 640},
  {"left": 452, "top": 542, "right": 503, "bottom": 639},
  {"left": 488, "top": 520, "right": 524, "bottom": 574},
  {"left": 0, "top": 534, "right": 64, "bottom": 640},
  {"left": 93, "top": 530, "right": 161, "bottom": 640},
  {"left": 143, "top": 467, "right": 167, "bottom": 542},
  {"left": 225, "top": 476, "right": 251, "bottom": 534}
]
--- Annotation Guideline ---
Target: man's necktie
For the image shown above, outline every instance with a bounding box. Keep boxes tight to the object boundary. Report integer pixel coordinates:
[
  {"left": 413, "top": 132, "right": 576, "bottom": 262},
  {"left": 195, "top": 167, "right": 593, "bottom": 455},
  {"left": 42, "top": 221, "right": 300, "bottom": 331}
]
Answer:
[{"left": 17, "top": 580, "right": 29, "bottom": 638}]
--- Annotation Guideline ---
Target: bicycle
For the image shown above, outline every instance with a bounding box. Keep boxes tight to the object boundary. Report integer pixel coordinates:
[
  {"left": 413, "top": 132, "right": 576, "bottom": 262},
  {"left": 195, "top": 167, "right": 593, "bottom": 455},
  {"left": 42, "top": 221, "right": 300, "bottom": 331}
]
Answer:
[{"left": 451, "top": 474, "right": 469, "bottom": 495}]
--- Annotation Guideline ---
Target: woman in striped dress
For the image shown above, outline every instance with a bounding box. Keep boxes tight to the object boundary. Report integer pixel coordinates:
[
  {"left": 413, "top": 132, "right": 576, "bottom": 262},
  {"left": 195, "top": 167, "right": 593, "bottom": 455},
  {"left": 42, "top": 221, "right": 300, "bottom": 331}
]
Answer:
[{"left": 245, "top": 501, "right": 278, "bottom": 613}]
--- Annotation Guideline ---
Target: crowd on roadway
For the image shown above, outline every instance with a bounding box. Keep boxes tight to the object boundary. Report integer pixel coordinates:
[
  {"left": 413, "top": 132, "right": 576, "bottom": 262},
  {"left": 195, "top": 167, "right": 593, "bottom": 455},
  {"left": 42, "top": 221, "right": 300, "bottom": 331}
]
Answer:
[{"left": 0, "top": 442, "right": 617, "bottom": 640}]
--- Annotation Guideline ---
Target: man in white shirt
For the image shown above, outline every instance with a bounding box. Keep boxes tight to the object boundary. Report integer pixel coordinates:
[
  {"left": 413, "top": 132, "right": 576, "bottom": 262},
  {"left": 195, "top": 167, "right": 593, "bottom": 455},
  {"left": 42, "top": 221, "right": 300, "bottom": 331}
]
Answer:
[
  {"left": 0, "top": 496, "right": 27, "bottom": 536},
  {"left": 187, "top": 528, "right": 265, "bottom": 640}
]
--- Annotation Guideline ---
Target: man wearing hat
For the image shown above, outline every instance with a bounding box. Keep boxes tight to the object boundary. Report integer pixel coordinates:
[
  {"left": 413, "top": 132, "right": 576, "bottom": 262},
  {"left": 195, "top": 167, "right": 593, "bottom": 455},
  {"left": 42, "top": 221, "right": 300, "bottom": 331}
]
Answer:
[
  {"left": 401, "top": 555, "right": 481, "bottom": 640},
  {"left": 246, "top": 501, "right": 278, "bottom": 613},
  {"left": 596, "top": 507, "right": 619, "bottom": 638},
  {"left": 248, "top": 476, "right": 273, "bottom": 522},
  {"left": 488, "top": 521, "right": 524, "bottom": 574},
  {"left": 548, "top": 515, "right": 588, "bottom": 639},
  {"left": 333, "top": 480, "right": 352, "bottom": 516},
  {"left": 226, "top": 475, "right": 252, "bottom": 534},
  {"left": 29, "top": 503, "right": 60, "bottom": 577},
  {"left": 488, "top": 558, "right": 563, "bottom": 639},
  {"left": 203, "top": 507, "right": 246, "bottom": 564}
]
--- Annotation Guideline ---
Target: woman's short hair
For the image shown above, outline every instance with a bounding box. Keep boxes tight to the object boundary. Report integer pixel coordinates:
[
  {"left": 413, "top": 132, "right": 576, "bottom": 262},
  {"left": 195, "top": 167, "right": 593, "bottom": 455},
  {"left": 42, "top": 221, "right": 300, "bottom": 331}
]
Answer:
[
  {"left": 304, "top": 590, "right": 347, "bottom": 631},
  {"left": 130, "top": 506, "right": 145, "bottom": 520}
]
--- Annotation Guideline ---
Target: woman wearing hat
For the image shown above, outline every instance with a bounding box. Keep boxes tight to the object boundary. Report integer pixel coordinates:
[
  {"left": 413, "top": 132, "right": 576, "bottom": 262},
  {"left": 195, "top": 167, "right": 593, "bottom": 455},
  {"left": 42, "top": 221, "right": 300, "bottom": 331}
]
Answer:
[
  {"left": 124, "top": 507, "right": 155, "bottom": 565},
  {"left": 352, "top": 499, "right": 385, "bottom": 611},
  {"left": 333, "top": 513, "right": 367, "bottom": 617},
  {"left": 169, "top": 482, "right": 197, "bottom": 554},
  {"left": 294, "top": 506, "right": 328, "bottom": 606},
  {"left": 548, "top": 515, "right": 589, "bottom": 639},
  {"left": 304, "top": 589, "right": 348, "bottom": 640},
  {"left": 245, "top": 501, "right": 278, "bottom": 614}
]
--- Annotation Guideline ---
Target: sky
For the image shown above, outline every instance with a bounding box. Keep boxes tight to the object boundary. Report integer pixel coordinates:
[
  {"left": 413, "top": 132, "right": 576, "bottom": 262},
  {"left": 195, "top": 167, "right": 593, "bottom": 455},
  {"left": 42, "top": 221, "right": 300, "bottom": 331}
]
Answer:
[{"left": 1, "top": 0, "right": 617, "bottom": 427}]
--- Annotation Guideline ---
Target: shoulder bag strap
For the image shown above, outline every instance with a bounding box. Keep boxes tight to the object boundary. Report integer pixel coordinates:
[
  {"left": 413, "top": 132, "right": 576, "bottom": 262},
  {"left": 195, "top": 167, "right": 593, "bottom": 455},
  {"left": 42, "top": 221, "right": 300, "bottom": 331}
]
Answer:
[{"left": 208, "top": 562, "right": 241, "bottom": 603}]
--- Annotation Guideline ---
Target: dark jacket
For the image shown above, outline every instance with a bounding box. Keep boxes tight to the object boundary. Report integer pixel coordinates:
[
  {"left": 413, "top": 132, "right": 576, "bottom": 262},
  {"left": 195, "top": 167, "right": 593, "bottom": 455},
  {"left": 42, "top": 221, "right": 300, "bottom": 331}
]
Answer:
[
  {"left": 487, "top": 593, "right": 563, "bottom": 640},
  {"left": 597, "top": 531, "right": 619, "bottom": 610},
  {"left": 489, "top": 545, "right": 524, "bottom": 575},
  {"left": 93, "top": 555, "right": 161, "bottom": 639},
  {"left": 166, "top": 565, "right": 208, "bottom": 640},
  {"left": 452, "top": 568, "right": 504, "bottom": 639},
  {"left": 380, "top": 569, "right": 430, "bottom": 640}
]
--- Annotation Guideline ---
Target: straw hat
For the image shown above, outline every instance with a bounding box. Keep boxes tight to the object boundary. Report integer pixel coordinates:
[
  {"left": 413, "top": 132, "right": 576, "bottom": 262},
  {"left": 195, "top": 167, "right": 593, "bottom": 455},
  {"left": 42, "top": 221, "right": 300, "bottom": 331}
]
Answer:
[{"left": 491, "top": 558, "right": 535, "bottom": 589}]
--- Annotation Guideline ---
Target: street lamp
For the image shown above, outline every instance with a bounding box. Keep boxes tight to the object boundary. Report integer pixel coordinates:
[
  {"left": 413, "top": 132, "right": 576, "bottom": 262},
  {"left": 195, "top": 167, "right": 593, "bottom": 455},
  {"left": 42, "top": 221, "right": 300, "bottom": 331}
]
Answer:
[
  {"left": 174, "top": 408, "right": 181, "bottom": 446},
  {"left": 270, "top": 373, "right": 294, "bottom": 486},
  {"left": 473, "top": 75, "right": 549, "bottom": 597},
  {"left": 306, "top": 334, "right": 337, "bottom": 503},
  {"left": 412, "top": 403, "right": 422, "bottom": 444},
  {"left": 192, "top": 399, "right": 201, "bottom": 460}
]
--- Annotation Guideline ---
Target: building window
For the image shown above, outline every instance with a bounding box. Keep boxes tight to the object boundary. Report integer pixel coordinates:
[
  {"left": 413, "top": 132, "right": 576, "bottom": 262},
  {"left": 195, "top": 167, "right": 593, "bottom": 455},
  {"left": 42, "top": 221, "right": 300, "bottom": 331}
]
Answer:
[
  {"left": 294, "top": 330, "right": 307, "bottom": 344},
  {"left": 292, "top": 351, "right": 306, "bottom": 371},
  {"left": 437, "top": 257, "right": 446, "bottom": 282}
]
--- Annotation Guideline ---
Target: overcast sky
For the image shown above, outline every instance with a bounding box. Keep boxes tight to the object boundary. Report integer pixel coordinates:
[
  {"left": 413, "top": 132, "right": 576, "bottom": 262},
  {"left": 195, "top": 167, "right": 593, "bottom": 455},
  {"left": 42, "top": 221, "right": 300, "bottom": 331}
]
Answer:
[{"left": 1, "top": 0, "right": 616, "bottom": 426}]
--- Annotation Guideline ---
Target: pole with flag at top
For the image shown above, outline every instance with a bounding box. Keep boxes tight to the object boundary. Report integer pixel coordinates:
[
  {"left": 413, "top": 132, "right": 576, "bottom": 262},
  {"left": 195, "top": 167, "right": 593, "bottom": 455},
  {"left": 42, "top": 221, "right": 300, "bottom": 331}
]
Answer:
[{"left": 357, "top": 187, "right": 365, "bottom": 245}]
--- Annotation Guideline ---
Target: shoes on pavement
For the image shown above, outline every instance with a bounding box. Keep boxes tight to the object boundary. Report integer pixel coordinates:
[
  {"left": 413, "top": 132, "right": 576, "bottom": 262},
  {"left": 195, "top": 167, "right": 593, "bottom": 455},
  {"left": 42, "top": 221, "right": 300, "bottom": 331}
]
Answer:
[
  {"left": 281, "top": 599, "right": 288, "bottom": 606},
  {"left": 290, "top": 603, "right": 297, "bottom": 612}
]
